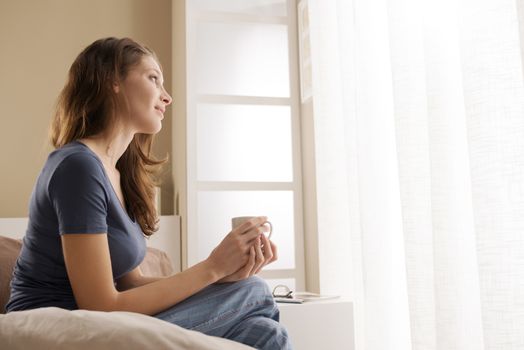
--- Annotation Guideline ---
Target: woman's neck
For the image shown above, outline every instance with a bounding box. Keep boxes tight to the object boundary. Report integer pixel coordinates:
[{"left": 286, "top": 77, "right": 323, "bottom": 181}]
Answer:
[{"left": 77, "top": 128, "right": 134, "bottom": 170}]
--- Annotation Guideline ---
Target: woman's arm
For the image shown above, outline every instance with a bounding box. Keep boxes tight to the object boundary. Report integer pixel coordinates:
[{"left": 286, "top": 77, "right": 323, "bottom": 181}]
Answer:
[
  {"left": 115, "top": 266, "right": 168, "bottom": 291},
  {"left": 61, "top": 232, "right": 220, "bottom": 316},
  {"left": 61, "top": 217, "right": 266, "bottom": 315}
]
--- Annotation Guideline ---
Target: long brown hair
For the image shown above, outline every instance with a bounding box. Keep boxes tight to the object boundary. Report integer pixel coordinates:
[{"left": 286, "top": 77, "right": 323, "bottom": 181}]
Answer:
[{"left": 48, "top": 37, "right": 168, "bottom": 237}]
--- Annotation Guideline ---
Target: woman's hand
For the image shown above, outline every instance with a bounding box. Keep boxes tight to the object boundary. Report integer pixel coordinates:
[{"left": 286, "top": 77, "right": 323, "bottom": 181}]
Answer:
[
  {"left": 206, "top": 216, "right": 272, "bottom": 281},
  {"left": 215, "top": 233, "right": 278, "bottom": 284}
]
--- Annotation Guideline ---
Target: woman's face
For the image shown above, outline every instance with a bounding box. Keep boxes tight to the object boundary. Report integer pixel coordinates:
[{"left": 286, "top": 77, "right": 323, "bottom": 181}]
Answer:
[{"left": 115, "top": 55, "right": 172, "bottom": 134}]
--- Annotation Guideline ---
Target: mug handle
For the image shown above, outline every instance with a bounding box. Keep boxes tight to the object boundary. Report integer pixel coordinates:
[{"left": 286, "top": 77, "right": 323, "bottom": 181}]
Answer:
[{"left": 262, "top": 220, "right": 273, "bottom": 240}]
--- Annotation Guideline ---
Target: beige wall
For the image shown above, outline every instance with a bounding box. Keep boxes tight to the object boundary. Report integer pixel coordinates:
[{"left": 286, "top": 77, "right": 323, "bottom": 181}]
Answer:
[{"left": 0, "top": 0, "right": 174, "bottom": 217}]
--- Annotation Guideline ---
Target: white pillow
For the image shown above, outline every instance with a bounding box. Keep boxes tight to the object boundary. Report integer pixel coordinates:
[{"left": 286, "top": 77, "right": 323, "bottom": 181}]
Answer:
[{"left": 0, "top": 307, "right": 254, "bottom": 350}]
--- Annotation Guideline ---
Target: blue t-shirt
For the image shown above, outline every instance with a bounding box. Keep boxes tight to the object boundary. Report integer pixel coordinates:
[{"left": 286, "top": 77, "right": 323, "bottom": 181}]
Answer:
[{"left": 5, "top": 140, "right": 147, "bottom": 312}]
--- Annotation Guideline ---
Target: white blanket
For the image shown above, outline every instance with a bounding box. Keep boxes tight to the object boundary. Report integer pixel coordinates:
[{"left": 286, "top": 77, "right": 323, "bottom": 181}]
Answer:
[{"left": 0, "top": 306, "right": 255, "bottom": 350}]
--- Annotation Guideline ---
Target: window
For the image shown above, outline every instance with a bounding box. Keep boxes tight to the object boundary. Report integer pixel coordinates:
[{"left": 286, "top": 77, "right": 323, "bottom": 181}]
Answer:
[{"left": 186, "top": 0, "right": 305, "bottom": 291}]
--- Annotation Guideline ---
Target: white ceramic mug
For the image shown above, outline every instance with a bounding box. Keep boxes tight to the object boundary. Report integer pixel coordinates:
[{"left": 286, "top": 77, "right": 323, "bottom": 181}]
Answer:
[{"left": 231, "top": 216, "right": 273, "bottom": 240}]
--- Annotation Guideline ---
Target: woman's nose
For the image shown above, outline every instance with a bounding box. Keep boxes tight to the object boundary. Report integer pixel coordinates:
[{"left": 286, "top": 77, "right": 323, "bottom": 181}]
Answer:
[{"left": 161, "top": 89, "right": 173, "bottom": 106}]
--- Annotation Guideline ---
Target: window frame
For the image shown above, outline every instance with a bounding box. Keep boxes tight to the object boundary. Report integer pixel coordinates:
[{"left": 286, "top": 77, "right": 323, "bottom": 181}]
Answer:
[{"left": 184, "top": 0, "right": 306, "bottom": 290}]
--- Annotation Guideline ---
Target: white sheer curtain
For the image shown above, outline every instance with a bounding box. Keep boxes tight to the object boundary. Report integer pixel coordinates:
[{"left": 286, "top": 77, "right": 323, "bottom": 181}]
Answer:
[{"left": 306, "top": 0, "right": 524, "bottom": 349}]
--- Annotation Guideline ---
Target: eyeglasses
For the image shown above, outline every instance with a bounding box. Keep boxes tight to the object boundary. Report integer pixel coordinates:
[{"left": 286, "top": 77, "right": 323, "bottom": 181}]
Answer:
[{"left": 272, "top": 284, "right": 293, "bottom": 299}]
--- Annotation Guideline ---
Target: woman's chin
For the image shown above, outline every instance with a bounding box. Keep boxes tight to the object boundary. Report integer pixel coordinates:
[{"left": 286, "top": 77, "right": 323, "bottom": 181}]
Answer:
[
  {"left": 151, "top": 124, "right": 162, "bottom": 134},
  {"left": 133, "top": 116, "right": 163, "bottom": 134},
  {"left": 152, "top": 115, "right": 164, "bottom": 131},
  {"left": 140, "top": 122, "right": 162, "bottom": 135}
]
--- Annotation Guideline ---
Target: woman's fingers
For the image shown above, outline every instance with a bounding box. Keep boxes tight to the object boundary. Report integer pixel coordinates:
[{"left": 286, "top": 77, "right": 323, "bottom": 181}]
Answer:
[
  {"left": 249, "top": 236, "right": 264, "bottom": 275},
  {"left": 268, "top": 239, "right": 278, "bottom": 263},
  {"left": 226, "top": 233, "right": 279, "bottom": 281},
  {"left": 260, "top": 234, "right": 273, "bottom": 260},
  {"left": 234, "top": 216, "right": 268, "bottom": 236},
  {"left": 244, "top": 224, "right": 271, "bottom": 246},
  {"left": 254, "top": 235, "right": 271, "bottom": 274},
  {"left": 237, "top": 246, "right": 256, "bottom": 278}
]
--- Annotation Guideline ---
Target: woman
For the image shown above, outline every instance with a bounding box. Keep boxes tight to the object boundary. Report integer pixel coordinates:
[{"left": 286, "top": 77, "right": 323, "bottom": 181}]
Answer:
[{"left": 5, "top": 37, "right": 292, "bottom": 350}]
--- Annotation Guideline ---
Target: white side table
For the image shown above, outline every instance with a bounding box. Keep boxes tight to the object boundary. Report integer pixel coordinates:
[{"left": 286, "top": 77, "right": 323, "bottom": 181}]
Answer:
[{"left": 277, "top": 299, "right": 354, "bottom": 350}]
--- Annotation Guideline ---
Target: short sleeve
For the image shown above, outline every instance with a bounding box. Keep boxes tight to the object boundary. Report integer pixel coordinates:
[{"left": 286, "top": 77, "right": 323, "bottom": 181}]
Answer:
[{"left": 48, "top": 153, "right": 109, "bottom": 235}]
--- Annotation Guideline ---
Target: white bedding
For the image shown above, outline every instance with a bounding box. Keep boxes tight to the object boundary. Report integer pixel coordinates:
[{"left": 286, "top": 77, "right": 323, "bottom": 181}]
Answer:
[{"left": 0, "top": 306, "right": 255, "bottom": 350}]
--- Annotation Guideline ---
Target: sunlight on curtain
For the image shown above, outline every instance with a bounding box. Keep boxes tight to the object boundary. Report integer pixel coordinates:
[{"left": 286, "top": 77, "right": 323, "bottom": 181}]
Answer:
[{"left": 306, "top": 0, "right": 524, "bottom": 349}]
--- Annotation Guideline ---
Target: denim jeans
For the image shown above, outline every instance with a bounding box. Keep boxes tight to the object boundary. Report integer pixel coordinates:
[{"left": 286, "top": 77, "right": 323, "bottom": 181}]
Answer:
[{"left": 152, "top": 275, "right": 293, "bottom": 350}]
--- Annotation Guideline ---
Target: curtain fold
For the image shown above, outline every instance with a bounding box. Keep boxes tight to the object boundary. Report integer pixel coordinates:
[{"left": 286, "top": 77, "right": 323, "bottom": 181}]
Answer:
[{"left": 307, "top": 0, "right": 524, "bottom": 349}]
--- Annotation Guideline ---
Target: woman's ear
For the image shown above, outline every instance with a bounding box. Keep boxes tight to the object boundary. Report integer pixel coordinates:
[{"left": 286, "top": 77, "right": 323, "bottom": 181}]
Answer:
[{"left": 112, "top": 81, "right": 120, "bottom": 94}]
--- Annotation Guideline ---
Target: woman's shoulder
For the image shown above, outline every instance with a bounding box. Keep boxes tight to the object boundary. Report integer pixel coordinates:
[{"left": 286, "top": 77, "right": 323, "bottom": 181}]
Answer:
[
  {"left": 47, "top": 142, "right": 105, "bottom": 180},
  {"left": 45, "top": 143, "right": 110, "bottom": 202}
]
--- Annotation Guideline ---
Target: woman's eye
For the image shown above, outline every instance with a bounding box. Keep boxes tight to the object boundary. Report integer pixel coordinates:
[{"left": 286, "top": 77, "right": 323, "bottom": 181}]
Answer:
[{"left": 150, "top": 75, "right": 158, "bottom": 82}]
